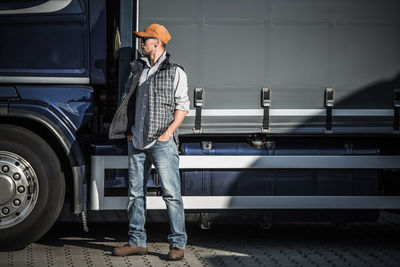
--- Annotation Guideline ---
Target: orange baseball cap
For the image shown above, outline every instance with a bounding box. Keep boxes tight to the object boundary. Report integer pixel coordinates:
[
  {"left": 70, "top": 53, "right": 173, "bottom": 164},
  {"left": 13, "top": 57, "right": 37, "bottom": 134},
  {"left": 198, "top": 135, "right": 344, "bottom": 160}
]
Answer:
[{"left": 134, "top": 24, "right": 171, "bottom": 45}]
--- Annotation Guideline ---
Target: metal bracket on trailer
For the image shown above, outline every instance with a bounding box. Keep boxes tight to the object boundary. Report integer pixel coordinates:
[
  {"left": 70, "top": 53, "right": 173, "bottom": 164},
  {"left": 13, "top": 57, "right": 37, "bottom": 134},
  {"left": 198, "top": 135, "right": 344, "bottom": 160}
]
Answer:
[
  {"left": 201, "top": 141, "right": 212, "bottom": 151},
  {"left": 325, "top": 87, "right": 334, "bottom": 134},
  {"left": 201, "top": 141, "right": 212, "bottom": 196},
  {"left": 193, "top": 88, "right": 204, "bottom": 134},
  {"left": 394, "top": 88, "right": 400, "bottom": 134},
  {"left": 200, "top": 213, "right": 211, "bottom": 229},
  {"left": 261, "top": 88, "right": 271, "bottom": 134}
]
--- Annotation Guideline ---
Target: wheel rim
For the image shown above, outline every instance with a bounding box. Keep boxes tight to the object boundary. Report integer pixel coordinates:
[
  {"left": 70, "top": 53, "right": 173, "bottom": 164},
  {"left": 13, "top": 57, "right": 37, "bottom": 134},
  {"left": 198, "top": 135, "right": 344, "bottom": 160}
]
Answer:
[{"left": 0, "top": 151, "right": 39, "bottom": 229}]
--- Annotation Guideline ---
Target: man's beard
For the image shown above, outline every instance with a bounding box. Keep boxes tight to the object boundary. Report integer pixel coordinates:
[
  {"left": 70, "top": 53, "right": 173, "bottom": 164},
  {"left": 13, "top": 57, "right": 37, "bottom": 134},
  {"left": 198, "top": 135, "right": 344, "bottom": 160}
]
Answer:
[{"left": 141, "top": 48, "right": 149, "bottom": 55}]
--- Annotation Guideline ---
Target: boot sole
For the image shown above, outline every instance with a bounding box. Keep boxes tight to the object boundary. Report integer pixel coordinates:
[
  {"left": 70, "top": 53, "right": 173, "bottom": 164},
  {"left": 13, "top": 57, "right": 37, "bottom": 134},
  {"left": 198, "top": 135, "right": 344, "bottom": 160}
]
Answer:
[
  {"left": 168, "top": 256, "right": 184, "bottom": 261},
  {"left": 113, "top": 251, "right": 148, "bottom": 256}
]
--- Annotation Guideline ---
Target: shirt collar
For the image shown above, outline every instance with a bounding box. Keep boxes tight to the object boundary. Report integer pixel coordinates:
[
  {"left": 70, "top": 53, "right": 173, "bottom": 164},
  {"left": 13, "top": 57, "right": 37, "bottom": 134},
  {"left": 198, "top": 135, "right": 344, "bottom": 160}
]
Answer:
[{"left": 141, "top": 51, "right": 167, "bottom": 69}]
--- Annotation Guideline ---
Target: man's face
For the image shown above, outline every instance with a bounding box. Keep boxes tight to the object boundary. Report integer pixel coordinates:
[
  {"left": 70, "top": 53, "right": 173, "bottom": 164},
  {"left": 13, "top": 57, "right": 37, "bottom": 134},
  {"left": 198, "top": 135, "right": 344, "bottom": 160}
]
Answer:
[{"left": 139, "top": 37, "right": 157, "bottom": 55}]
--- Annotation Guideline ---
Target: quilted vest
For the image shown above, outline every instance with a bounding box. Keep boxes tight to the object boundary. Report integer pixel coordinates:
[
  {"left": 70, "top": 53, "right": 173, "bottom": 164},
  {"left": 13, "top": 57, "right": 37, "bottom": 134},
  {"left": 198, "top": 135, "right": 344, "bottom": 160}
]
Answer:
[{"left": 147, "top": 64, "right": 177, "bottom": 141}]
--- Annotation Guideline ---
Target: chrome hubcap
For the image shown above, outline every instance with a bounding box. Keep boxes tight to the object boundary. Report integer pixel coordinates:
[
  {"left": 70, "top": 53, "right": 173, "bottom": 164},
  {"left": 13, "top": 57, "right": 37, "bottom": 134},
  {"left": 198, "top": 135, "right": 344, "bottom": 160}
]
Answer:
[
  {"left": 0, "top": 174, "right": 15, "bottom": 204},
  {"left": 0, "top": 151, "right": 39, "bottom": 229}
]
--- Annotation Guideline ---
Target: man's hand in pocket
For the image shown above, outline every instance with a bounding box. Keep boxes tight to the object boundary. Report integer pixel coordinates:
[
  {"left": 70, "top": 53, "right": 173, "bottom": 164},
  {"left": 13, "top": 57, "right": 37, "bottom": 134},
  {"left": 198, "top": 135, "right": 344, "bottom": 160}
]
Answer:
[{"left": 157, "top": 131, "right": 172, "bottom": 142}]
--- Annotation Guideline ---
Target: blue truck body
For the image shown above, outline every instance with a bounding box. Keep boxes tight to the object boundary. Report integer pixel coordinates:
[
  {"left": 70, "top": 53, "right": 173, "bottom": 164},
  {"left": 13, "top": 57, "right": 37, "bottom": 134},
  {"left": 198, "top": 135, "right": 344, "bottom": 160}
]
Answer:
[{"left": 0, "top": 0, "right": 101, "bottom": 216}]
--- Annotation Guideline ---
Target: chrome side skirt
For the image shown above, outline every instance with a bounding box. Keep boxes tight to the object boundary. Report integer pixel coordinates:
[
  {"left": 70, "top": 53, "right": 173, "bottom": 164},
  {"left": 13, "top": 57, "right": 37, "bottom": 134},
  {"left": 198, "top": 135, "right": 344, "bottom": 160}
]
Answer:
[{"left": 90, "top": 155, "right": 400, "bottom": 210}]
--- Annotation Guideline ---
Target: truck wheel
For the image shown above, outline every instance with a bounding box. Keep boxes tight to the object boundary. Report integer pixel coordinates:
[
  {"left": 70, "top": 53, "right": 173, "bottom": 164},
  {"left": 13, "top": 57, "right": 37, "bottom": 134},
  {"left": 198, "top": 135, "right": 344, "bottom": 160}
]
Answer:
[{"left": 0, "top": 124, "right": 65, "bottom": 251}]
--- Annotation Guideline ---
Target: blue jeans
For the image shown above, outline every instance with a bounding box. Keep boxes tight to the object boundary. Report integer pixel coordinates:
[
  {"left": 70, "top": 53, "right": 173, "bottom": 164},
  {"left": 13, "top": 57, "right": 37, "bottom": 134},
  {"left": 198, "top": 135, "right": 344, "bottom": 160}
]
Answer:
[{"left": 127, "top": 138, "right": 187, "bottom": 249}]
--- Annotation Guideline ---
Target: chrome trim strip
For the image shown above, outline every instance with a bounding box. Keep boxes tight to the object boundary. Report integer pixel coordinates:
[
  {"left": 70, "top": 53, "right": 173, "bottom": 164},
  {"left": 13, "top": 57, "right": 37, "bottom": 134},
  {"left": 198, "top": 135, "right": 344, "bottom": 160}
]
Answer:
[
  {"left": 90, "top": 156, "right": 104, "bottom": 210},
  {"left": 90, "top": 155, "right": 400, "bottom": 210},
  {"left": 134, "top": 0, "right": 140, "bottom": 59},
  {"left": 181, "top": 155, "right": 400, "bottom": 169},
  {"left": 136, "top": 0, "right": 140, "bottom": 50},
  {"left": 0, "top": 76, "right": 90, "bottom": 84},
  {"left": 0, "top": 0, "right": 72, "bottom": 15},
  {"left": 72, "top": 165, "right": 85, "bottom": 215},
  {"left": 186, "top": 109, "right": 393, "bottom": 117},
  {"left": 100, "top": 196, "right": 400, "bottom": 210},
  {"left": 92, "top": 155, "right": 400, "bottom": 170}
]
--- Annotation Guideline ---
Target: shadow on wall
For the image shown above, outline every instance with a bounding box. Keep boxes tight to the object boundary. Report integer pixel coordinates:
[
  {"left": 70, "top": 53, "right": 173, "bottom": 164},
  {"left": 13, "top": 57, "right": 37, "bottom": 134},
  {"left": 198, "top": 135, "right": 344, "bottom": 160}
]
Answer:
[
  {"left": 188, "top": 72, "right": 400, "bottom": 220},
  {"left": 335, "top": 72, "right": 400, "bottom": 109}
]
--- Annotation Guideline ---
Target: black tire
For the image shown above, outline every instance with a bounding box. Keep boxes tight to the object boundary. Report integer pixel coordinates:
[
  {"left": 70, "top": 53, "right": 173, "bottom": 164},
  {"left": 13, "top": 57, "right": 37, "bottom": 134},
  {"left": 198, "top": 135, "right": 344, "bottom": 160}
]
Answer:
[{"left": 0, "top": 124, "right": 65, "bottom": 251}]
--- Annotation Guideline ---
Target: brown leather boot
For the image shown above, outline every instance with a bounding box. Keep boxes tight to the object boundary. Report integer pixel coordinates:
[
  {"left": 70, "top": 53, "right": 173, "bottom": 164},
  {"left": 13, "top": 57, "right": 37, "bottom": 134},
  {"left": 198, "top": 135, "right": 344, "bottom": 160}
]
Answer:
[
  {"left": 167, "top": 247, "right": 184, "bottom": 261},
  {"left": 112, "top": 244, "right": 148, "bottom": 256}
]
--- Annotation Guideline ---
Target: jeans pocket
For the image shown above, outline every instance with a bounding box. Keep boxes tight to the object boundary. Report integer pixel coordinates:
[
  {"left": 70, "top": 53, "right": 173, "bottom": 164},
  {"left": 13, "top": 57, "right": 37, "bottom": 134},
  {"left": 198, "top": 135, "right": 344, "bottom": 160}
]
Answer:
[{"left": 156, "top": 138, "right": 170, "bottom": 144}]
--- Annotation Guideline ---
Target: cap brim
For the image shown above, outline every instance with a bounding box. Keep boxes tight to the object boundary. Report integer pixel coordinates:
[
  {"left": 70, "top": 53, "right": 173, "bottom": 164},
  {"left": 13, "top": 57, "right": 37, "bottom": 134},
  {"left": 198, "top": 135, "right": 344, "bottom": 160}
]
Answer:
[{"left": 134, "top": 31, "right": 152, "bottom": 38}]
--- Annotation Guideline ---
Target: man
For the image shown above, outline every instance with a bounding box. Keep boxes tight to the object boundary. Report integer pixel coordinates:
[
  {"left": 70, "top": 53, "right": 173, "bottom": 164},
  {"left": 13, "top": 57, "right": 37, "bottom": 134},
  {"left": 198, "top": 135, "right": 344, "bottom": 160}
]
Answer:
[{"left": 109, "top": 24, "right": 189, "bottom": 261}]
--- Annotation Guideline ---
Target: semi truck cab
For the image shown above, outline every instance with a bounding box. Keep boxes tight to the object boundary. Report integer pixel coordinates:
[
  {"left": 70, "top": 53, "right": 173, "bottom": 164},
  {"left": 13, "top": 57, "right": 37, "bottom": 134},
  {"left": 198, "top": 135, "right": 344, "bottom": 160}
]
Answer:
[{"left": 0, "top": 0, "right": 399, "bottom": 250}]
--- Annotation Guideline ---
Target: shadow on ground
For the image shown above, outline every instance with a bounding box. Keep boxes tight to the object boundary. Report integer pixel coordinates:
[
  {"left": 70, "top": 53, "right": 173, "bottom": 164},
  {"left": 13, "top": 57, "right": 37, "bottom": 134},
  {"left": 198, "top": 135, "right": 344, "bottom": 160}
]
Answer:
[{"left": 35, "top": 211, "right": 400, "bottom": 265}]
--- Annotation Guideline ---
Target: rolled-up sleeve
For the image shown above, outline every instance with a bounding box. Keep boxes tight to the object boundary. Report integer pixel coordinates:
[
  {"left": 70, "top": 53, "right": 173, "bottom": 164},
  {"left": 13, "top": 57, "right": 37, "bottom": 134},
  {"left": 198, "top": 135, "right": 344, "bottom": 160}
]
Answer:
[{"left": 174, "top": 67, "right": 190, "bottom": 112}]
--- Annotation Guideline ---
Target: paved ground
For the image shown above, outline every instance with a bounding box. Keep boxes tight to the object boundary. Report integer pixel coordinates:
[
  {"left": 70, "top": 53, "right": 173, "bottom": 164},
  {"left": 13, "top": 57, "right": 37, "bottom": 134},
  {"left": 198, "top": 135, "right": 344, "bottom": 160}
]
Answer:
[{"left": 1, "top": 211, "right": 400, "bottom": 267}]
